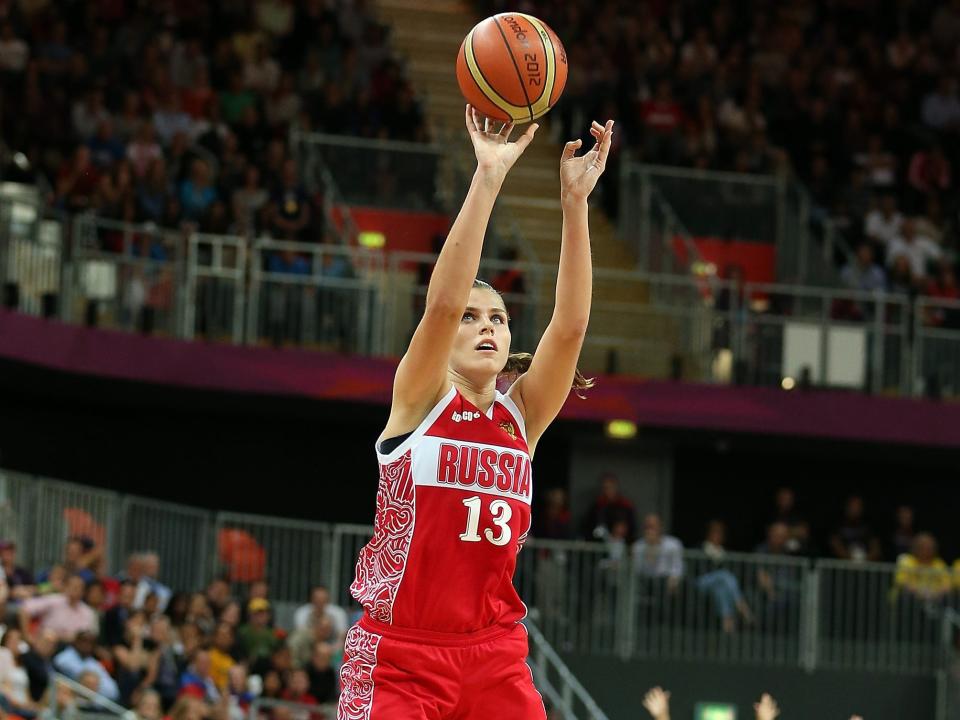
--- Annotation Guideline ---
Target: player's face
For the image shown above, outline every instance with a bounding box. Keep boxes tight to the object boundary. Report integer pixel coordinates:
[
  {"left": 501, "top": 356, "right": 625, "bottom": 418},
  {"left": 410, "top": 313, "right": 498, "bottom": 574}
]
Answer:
[{"left": 450, "top": 288, "right": 511, "bottom": 384}]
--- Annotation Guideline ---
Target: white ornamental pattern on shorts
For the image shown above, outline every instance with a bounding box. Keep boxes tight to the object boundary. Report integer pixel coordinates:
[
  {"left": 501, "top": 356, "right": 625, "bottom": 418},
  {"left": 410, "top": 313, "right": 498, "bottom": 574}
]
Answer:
[
  {"left": 350, "top": 451, "right": 415, "bottom": 623},
  {"left": 338, "top": 625, "right": 381, "bottom": 720}
]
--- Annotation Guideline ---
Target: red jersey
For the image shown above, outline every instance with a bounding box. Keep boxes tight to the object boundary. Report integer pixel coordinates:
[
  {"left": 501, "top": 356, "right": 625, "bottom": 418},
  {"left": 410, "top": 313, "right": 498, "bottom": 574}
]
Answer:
[{"left": 350, "top": 386, "right": 532, "bottom": 635}]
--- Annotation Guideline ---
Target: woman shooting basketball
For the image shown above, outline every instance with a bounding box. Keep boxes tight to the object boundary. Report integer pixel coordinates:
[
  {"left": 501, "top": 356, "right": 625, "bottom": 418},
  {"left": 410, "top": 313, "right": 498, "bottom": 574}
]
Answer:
[{"left": 338, "top": 105, "right": 613, "bottom": 720}]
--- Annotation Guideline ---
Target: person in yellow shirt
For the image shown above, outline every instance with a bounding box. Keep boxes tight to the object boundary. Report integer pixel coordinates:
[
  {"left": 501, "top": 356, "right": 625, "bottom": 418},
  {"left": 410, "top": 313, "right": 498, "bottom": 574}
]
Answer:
[
  {"left": 894, "top": 533, "right": 952, "bottom": 601},
  {"left": 208, "top": 623, "right": 237, "bottom": 692}
]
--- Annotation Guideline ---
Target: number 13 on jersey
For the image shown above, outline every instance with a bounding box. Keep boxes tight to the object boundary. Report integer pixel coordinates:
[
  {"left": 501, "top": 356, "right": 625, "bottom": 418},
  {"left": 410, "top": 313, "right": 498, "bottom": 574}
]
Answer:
[{"left": 459, "top": 495, "right": 512, "bottom": 546}]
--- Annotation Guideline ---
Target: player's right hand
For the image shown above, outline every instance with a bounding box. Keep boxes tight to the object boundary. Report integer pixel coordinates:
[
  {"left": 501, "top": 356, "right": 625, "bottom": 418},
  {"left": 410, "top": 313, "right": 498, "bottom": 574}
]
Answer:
[{"left": 465, "top": 104, "right": 538, "bottom": 182}]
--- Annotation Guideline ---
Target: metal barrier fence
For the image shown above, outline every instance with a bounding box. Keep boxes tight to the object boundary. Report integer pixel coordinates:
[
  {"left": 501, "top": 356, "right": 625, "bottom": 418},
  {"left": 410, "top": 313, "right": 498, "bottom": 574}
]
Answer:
[
  {"left": 213, "top": 512, "right": 333, "bottom": 628},
  {"left": 816, "top": 560, "right": 953, "bottom": 676},
  {"left": 619, "top": 163, "right": 845, "bottom": 286},
  {"left": 292, "top": 131, "right": 444, "bottom": 211},
  {"left": 525, "top": 619, "right": 611, "bottom": 720},
  {"left": 2, "top": 470, "right": 959, "bottom": 681},
  {"left": 915, "top": 297, "right": 960, "bottom": 398},
  {"left": 0, "top": 191, "right": 64, "bottom": 317},
  {"left": 248, "top": 239, "right": 383, "bottom": 354},
  {"left": 46, "top": 673, "right": 135, "bottom": 720},
  {"left": 184, "top": 233, "right": 246, "bottom": 344},
  {"left": 938, "top": 611, "right": 960, "bottom": 720},
  {"left": 4, "top": 194, "right": 959, "bottom": 396},
  {"left": 68, "top": 214, "right": 185, "bottom": 336},
  {"left": 738, "top": 282, "right": 911, "bottom": 393}
]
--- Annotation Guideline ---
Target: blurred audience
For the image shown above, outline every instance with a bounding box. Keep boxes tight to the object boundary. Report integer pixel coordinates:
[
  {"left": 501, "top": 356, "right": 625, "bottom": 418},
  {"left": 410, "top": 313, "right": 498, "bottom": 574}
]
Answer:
[{"left": 0, "top": 0, "right": 428, "bottom": 238}]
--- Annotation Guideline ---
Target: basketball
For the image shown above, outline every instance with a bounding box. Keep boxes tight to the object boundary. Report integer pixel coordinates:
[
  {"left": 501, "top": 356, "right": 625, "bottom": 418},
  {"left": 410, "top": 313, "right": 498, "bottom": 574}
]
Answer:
[{"left": 456, "top": 13, "right": 568, "bottom": 124}]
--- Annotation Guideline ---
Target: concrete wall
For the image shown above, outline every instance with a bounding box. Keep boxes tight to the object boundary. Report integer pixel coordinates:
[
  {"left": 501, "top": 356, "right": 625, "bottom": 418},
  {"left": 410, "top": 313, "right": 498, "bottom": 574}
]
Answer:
[{"left": 561, "top": 654, "right": 936, "bottom": 720}]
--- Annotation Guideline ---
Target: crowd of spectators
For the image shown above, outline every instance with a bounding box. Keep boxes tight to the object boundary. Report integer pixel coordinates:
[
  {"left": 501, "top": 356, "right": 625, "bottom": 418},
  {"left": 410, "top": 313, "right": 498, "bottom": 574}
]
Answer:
[
  {"left": 535, "top": 472, "right": 960, "bottom": 632},
  {"left": 0, "top": 0, "right": 428, "bottom": 243},
  {"left": 0, "top": 543, "right": 347, "bottom": 720},
  {"left": 488, "top": 0, "right": 960, "bottom": 303}
]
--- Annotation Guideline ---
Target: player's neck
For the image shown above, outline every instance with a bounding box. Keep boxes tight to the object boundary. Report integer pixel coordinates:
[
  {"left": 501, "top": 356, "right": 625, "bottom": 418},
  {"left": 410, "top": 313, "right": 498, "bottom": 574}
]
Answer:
[{"left": 450, "top": 375, "right": 497, "bottom": 414}]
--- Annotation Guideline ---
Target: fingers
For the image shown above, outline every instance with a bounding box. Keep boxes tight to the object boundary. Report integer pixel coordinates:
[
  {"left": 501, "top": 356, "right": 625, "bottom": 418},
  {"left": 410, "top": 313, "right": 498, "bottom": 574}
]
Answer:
[
  {"left": 512, "top": 122, "right": 539, "bottom": 153},
  {"left": 595, "top": 119, "right": 614, "bottom": 171},
  {"left": 466, "top": 104, "right": 483, "bottom": 135},
  {"left": 561, "top": 138, "right": 582, "bottom": 162}
]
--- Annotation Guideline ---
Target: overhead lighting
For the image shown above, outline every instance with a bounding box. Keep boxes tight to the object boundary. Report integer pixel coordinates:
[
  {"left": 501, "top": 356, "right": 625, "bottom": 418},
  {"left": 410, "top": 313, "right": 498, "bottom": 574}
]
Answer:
[
  {"left": 781, "top": 376, "right": 796, "bottom": 391},
  {"left": 605, "top": 419, "right": 637, "bottom": 439}
]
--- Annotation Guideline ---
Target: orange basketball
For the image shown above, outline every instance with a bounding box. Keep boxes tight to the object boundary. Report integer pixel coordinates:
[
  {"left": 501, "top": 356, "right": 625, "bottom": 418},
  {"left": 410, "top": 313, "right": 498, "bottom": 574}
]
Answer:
[{"left": 456, "top": 13, "right": 568, "bottom": 124}]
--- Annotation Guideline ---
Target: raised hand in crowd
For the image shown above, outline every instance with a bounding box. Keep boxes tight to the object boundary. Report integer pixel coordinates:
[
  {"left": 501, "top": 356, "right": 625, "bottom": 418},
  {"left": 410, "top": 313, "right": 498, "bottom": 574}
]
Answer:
[
  {"left": 754, "top": 693, "right": 779, "bottom": 720},
  {"left": 641, "top": 686, "right": 671, "bottom": 720}
]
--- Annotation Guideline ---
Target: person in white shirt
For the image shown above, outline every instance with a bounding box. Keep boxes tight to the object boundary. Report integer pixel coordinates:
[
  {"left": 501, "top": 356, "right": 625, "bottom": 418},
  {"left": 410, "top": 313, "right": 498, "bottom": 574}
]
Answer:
[
  {"left": 632, "top": 514, "right": 684, "bottom": 593},
  {"left": 864, "top": 194, "right": 903, "bottom": 249},
  {"left": 0, "top": 627, "right": 39, "bottom": 716},
  {"left": 292, "top": 586, "right": 348, "bottom": 646},
  {"left": 887, "top": 218, "right": 942, "bottom": 281}
]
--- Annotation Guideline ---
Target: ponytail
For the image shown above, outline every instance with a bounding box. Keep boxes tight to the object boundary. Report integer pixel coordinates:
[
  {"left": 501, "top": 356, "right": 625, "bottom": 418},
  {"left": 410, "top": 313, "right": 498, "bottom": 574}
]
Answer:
[{"left": 500, "top": 351, "right": 595, "bottom": 398}]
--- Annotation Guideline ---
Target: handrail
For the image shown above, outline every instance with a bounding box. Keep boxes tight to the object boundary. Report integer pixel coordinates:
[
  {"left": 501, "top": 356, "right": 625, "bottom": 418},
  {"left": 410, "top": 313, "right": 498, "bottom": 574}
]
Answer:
[
  {"left": 291, "top": 130, "right": 443, "bottom": 157},
  {"left": 247, "top": 697, "right": 334, "bottom": 720},
  {"left": 632, "top": 161, "right": 783, "bottom": 187},
  {"left": 48, "top": 673, "right": 134, "bottom": 719},
  {"left": 525, "top": 619, "right": 611, "bottom": 720},
  {"left": 288, "top": 127, "right": 360, "bottom": 247}
]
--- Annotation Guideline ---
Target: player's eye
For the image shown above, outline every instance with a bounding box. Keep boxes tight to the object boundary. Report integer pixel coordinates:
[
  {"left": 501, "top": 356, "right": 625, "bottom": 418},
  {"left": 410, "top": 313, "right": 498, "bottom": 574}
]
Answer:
[
  {"left": 462, "top": 312, "right": 474, "bottom": 322},
  {"left": 492, "top": 314, "right": 506, "bottom": 324}
]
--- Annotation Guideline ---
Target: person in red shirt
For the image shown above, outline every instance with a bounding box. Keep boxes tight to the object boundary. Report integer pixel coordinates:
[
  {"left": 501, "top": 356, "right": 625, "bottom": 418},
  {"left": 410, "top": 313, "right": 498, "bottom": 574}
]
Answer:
[
  {"left": 924, "top": 264, "right": 960, "bottom": 327},
  {"left": 582, "top": 472, "right": 638, "bottom": 543},
  {"left": 639, "top": 80, "right": 685, "bottom": 163},
  {"left": 281, "top": 669, "right": 322, "bottom": 720}
]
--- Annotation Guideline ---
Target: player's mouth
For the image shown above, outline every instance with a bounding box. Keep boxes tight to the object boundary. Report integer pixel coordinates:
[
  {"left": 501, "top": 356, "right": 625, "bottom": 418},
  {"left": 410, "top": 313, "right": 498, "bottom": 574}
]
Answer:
[{"left": 475, "top": 340, "right": 498, "bottom": 353}]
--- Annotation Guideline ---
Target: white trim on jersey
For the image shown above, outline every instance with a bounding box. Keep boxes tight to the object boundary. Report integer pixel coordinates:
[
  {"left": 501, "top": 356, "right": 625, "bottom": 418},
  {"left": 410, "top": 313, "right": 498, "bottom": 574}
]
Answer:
[
  {"left": 496, "top": 391, "right": 527, "bottom": 441},
  {"left": 411, "top": 435, "right": 533, "bottom": 505},
  {"left": 375, "top": 385, "right": 457, "bottom": 465}
]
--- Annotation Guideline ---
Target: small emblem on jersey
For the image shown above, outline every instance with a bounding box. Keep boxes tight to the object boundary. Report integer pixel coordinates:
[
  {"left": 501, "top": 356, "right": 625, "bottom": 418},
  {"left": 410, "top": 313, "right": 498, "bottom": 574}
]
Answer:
[
  {"left": 452, "top": 411, "right": 481, "bottom": 423},
  {"left": 499, "top": 421, "right": 516, "bottom": 439}
]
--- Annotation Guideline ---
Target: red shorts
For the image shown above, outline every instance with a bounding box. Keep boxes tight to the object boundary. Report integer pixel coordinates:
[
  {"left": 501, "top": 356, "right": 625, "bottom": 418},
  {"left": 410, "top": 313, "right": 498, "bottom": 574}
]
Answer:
[{"left": 337, "top": 614, "right": 546, "bottom": 720}]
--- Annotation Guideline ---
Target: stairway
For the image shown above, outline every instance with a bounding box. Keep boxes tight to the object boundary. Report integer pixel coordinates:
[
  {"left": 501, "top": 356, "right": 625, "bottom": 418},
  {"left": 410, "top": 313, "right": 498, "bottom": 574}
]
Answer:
[{"left": 372, "top": 0, "right": 687, "bottom": 378}]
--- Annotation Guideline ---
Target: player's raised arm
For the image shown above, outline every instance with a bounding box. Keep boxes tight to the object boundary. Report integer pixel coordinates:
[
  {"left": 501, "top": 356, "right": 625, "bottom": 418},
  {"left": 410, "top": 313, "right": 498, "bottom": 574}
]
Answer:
[
  {"left": 509, "top": 119, "right": 613, "bottom": 452},
  {"left": 384, "top": 106, "right": 538, "bottom": 435}
]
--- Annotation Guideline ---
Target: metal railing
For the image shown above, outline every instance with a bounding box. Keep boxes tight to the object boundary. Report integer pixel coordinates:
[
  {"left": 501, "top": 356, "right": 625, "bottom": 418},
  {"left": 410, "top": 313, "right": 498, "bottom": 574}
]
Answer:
[
  {"left": 0, "top": 188, "right": 65, "bottom": 317},
  {"left": 620, "top": 163, "right": 845, "bottom": 286},
  {"left": 45, "top": 673, "right": 135, "bottom": 720},
  {"left": 247, "top": 691, "right": 335, "bottom": 720},
  {"left": 915, "top": 297, "right": 960, "bottom": 398},
  {"left": 2, "top": 197, "right": 959, "bottom": 396},
  {"left": 184, "top": 233, "right": 246, "bottom": 344},
  {"left": 738, "top": 282, "right": 911, "bottom": 393},
  {"left": 525, "top": 619, "right": 610, "bottom": 720},
  {"left": 68, "top": 214, "right": 186, "bottom": 336},
  {"left": 247, "top": 239, "right": 383, "bottom": 354},
  {"left": 292, "top": 130, "right": 444, "bottom": 212},
  {"left": 937, "top": 610, "right": 960, "bottom": 720},
  {"left": 3, "top": 469, "right": 960, "bottom": 684}
]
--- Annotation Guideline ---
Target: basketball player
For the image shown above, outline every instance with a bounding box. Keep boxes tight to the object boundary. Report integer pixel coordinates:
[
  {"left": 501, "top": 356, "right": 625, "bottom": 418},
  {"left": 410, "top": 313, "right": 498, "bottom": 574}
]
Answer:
[{"left": 338, "top": 105, "right": 613, "bottom": 720}]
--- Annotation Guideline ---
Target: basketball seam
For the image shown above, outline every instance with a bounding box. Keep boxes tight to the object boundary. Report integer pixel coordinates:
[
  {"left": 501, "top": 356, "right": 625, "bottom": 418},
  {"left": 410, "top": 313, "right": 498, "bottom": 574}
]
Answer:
[
  {"left": 492, "top": 16, "right": 534, "bottom": 123},
  {"left": 520, "top": 14, "right": 558, "bottom": 121},
  {"left": 466, "top": 29, "right": 516, "bottom": 119},
  {"left": 528, "top": 16, "right": 550, "bottom": 106}
]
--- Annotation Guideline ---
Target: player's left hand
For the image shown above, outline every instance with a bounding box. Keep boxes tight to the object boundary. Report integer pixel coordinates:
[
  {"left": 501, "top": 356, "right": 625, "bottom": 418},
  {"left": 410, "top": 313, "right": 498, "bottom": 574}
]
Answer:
[{"left": 560, "top": 119, "right": 613, "bottom": 204}]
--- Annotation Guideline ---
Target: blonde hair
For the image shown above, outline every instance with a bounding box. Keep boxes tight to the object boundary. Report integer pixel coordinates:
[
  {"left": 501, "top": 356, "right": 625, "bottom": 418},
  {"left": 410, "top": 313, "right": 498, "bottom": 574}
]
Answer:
[{"left": 473, "top": 279, "right": 595, "bottom": 397}]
